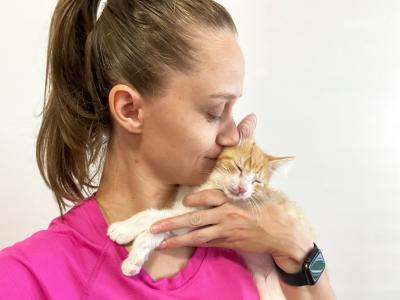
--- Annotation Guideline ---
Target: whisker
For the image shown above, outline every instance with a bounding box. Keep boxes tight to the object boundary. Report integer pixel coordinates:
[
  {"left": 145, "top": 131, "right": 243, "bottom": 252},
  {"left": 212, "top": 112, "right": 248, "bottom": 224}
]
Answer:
[{"left": 248, "top": 197, "right": 262, "bottom": 220}]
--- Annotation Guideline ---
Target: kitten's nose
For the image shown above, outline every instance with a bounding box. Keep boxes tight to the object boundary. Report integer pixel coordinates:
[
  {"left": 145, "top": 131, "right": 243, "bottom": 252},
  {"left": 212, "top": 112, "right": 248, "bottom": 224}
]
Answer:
[{"left": 231, "top": 185, "right": 247, "bottom": 195}]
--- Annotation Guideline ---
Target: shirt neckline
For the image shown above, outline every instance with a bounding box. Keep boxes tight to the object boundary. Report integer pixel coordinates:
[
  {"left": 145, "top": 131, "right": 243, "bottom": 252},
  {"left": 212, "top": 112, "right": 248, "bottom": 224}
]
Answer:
[{"left": 83, "top": 191, "right": 209, "bottom": 292}]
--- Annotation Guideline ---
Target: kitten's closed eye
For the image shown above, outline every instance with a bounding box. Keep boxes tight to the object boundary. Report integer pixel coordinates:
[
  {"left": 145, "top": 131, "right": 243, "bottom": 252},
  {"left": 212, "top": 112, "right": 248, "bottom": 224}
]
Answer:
[
  {"left": 234, "top": 161, "right": 261, "bottom": 184},
  {"left": 234, "top": 162, "right": 243, "bottom": 174}
]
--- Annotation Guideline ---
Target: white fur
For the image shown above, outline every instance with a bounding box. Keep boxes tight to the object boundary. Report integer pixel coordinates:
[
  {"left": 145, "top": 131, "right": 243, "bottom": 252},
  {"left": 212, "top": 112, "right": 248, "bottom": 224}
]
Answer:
[{"left": 107, "top": 167, "right": 295, "bottom": 300}]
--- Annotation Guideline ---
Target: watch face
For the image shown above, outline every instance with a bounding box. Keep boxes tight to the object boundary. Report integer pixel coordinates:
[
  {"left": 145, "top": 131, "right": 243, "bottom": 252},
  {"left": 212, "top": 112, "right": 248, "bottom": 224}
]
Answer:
[{"left": 308, "top": 251, "right": 326, "bottom": 283}]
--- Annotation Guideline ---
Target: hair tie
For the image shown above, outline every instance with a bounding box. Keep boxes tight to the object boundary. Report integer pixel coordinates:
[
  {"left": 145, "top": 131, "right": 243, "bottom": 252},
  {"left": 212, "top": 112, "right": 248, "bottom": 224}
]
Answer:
[{"left": 96, "top": 0, "right": 108, "bottom": 21}]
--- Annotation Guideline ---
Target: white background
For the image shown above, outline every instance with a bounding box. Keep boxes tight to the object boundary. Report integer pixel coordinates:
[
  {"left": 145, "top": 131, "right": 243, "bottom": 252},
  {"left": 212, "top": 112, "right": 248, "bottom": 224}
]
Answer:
[{"left": 1, "top": 1, "right": 399, "bottom": 299}]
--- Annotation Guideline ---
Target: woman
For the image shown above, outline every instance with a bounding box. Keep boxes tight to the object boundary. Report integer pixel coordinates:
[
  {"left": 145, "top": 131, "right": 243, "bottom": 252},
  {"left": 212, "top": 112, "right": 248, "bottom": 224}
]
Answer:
[{"left": 0, "top": 0, "right": 336, "bottom": 299}]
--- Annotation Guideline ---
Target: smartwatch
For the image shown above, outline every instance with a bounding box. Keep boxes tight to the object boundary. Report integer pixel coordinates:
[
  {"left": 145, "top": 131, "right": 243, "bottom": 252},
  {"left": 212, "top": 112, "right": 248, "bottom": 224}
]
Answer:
[{"left": 273, "top": 243, "right": 325, "bottom": 286}]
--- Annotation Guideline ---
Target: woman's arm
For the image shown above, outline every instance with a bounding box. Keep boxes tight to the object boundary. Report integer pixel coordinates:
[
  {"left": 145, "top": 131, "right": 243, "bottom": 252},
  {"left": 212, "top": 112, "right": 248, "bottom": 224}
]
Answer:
[
  {"left": 279, "top": 268, "right": 336, "bottom": 300},
  {"left": 150, "top": 189, "right": 337, "bottom": 299}
]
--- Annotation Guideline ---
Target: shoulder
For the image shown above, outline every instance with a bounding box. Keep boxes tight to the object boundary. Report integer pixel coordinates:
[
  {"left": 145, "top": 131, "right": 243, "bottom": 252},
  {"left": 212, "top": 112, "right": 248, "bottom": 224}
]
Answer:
[
  {"left": 0, "top": 196, "right": 108, "bottom": 275},
  {"left": 0, "top": 227, "right": 82, "bottom": 274},
  {"left": 0, "top": 228, "right": 76, "bottom": 261},
  {"left": 0, "top": 197, "right": 108, "bottom": 298},
  {"left": 0, "top": 230, "right": 78, "bottom": 298},
  {"left": 0, "top": 198, "right": 106, "bottom": 273}
]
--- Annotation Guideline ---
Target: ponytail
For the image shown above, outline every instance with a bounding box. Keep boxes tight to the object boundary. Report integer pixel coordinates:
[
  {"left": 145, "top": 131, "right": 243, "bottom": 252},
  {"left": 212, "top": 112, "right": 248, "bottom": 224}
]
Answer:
[
  {"left": 36, "top": 0, "right": 237, "bottom": 219},
  {"left": 36, "top": 0, "right": 109, "bottom": 219}
]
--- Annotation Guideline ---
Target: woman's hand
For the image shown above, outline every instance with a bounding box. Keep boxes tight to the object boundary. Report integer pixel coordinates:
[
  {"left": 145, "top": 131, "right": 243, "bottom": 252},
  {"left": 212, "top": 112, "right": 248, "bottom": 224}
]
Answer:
[{"left": 149, "top": 189, "right": 315, "bottom": 274}]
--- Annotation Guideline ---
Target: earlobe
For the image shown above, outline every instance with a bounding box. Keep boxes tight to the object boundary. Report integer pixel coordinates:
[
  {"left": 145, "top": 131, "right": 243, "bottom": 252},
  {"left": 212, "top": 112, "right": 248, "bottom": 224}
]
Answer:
[{"left": 108, "top": 84, "right": 144, "bottom": 134}]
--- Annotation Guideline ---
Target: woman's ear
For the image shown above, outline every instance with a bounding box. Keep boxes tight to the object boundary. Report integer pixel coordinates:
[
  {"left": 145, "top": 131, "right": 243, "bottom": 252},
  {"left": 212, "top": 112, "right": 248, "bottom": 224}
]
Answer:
[
  {"left": 108, "top": 84, "right": 144, "bottom": 134},
  {"left": 237, "top": 113, "right": 257, "bottom": 142}
]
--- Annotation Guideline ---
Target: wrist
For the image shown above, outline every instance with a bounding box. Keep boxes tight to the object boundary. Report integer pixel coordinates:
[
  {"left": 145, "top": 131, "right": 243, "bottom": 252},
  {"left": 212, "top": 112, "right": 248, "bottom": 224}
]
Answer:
[
  {"left": 273, "top": 256, "right": 302, "bottom": 273},
  {"left": 273, "top": 242, "right": 314, "bottom": 273},
  {"left": 273, "top": 243, "right": 326, "bottom": 287}
]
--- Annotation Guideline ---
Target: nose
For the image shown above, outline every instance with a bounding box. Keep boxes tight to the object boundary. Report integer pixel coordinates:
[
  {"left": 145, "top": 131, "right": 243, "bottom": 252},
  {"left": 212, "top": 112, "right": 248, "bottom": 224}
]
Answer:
[
  {"left": 216, "top": 117, "right": 240, "bottom": 147},
  {"left": 231, "top": 185, "right": 247, "bottom": 195}
]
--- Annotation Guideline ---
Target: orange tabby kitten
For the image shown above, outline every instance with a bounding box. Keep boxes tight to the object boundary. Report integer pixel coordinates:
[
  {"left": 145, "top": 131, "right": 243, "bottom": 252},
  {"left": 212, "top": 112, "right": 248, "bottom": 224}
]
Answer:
[{"left": 107, "top": 118, "right": 314, "bottom": 300}]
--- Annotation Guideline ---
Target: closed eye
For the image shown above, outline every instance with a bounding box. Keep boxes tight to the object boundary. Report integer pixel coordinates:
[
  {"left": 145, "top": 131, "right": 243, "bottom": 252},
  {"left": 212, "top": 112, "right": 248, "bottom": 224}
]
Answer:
[
  {"left": 206, "top": 113, "right": 223, "bottom": 122},
  {"left": 234, "top": 162, "right": 242, "bottom": 173}
]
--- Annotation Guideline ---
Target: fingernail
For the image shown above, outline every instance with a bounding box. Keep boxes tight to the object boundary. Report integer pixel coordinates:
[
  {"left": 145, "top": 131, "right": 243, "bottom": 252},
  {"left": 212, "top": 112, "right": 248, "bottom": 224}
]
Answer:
[
  {"left": 150, "top": 225, "right": 161, "bottom": 233},
  {"left": 158, "top": 241, "right": 167, "bottom": 249}
]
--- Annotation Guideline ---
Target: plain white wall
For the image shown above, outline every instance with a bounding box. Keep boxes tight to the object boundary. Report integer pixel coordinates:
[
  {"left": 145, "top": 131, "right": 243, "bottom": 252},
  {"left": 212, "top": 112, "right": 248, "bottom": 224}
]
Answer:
[{"left": 1, "top": 1, "right": 399, "bottom": 299}]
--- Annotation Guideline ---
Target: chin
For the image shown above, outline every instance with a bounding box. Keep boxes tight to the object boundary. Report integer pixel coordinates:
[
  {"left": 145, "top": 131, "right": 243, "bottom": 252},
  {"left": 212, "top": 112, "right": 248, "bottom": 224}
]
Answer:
[
  {"left": 178, "top": 172, "right": 210, "bottom": 187},
  {"left": 225, "top": 192, "right": 244, "bottom": 202},
  {"left": 224, "top": 190, "right": 253, "bottom": 202}
]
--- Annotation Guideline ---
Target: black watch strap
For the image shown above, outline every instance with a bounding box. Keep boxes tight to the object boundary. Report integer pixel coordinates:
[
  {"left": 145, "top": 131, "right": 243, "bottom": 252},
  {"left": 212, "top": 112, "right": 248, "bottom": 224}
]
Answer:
[{"left": 273, "top": 243, "right": 325, "bottom": 286}]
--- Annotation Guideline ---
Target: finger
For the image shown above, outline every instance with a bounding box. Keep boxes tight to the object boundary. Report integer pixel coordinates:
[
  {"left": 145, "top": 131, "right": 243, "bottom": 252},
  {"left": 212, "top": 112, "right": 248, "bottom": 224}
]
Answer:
[
  {"left": 184, "top": 189, "right": 229, "bottom": 207},
  {"left": 200, "top": 238, "right": 232, "bottom": 249},
  {"left": 158, "top": 224, "right": 226, "bottom": 249},
  {"left": 150, "top": 206, "right": 222, "bottom": 234}
]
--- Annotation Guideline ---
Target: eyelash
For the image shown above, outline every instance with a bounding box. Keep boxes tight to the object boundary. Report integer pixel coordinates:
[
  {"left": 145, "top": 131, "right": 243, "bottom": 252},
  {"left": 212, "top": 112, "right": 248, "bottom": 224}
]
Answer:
[
  {"left": 234, "top": 162, "right": 261, "bottom": 183},
  {"left": 234, "top": 162, "right": 242, "bottom": 173},
  {"left": 206, "top": 113, "right": 223, "bottom": 123}
]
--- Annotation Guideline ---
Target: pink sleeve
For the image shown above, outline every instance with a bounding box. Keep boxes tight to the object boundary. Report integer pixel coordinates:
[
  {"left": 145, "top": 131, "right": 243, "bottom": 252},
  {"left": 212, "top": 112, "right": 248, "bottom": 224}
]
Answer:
[{"left": 0, "top": 254, "right": 47, "bottom": 299}]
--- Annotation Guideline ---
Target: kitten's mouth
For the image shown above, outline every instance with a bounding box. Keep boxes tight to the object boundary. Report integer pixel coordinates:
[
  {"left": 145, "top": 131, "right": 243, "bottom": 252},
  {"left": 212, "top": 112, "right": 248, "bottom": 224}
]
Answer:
[{"left": 226, "top": 189, "right": 252, "bottom": 201}]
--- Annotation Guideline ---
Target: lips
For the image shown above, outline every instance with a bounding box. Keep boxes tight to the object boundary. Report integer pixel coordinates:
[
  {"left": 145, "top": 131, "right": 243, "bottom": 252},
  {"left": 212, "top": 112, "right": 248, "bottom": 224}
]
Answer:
[{"left": 206, "top": 148, "right": 222, "bottom": 160}]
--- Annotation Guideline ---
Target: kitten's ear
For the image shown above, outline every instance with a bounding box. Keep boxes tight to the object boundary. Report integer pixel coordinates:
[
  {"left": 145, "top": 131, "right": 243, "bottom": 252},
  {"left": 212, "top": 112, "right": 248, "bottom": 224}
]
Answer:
[
  {"left": 268, "top": 156, "right": 296, "bottom": 176},
  {"left": 238, "top": 113, "right": 257, "bottom": 142}
]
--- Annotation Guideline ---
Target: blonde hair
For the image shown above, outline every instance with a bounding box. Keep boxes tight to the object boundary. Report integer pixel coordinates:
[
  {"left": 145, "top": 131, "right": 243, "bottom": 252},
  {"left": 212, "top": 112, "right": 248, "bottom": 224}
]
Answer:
[{"left": 36, "top": 0, "right": 237, "bottom": 219}]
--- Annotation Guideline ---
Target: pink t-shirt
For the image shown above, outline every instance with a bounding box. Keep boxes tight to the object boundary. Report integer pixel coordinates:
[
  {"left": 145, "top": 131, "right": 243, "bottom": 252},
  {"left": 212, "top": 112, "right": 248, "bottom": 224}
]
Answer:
[{"left": 0, "top": 193, "right": 260, "bottom": 299}]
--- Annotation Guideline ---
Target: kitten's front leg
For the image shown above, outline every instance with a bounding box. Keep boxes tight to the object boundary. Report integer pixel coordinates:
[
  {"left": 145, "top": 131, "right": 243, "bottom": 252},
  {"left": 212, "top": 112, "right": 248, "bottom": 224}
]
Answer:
[
  {"left": 121, "top": 230, "right": 171, "bottom": 276},
  {"left": 118, "top": 212, "right": 195, "bottom": 276},
  {"left": 254, "top": 271, "right": 270, "bottom": 300},
  {"left": 107, "top": 209, "right": 168, "bottom": 245}
]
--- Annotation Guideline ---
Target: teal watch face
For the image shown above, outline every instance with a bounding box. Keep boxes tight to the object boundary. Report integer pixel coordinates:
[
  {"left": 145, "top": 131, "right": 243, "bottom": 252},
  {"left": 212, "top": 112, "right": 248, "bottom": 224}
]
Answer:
[
  {"left": 308, "top": 251, "right": 325, "bottom": 283},
  {"left": 274, "top": 243, "right": 326, "bottom": 286}
]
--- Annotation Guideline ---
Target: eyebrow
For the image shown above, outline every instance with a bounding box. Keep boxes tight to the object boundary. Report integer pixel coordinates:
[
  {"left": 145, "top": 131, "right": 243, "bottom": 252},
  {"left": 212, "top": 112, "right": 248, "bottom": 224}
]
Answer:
[{"left": 208, "top": 92, "right": 242, "bottom": 101}]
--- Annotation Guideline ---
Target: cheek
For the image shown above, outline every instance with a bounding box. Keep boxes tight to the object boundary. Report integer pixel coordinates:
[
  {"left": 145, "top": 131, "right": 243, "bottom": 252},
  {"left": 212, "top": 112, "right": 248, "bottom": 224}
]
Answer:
[
  {"left": 185, "top": 123, "right": 218, "bottom": 154},
  {"left": 143, "top": 105, "right": 220, "bottom": 176}
]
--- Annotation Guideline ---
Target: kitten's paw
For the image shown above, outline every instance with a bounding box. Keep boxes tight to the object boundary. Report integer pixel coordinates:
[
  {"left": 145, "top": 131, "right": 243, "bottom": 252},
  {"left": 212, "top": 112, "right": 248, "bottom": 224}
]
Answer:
[
  {"left": 107, "top": 221, "right": 135, "bottom": 244},
  {"left": 121, "top": 257, "right": 144, "bottom": 276}
]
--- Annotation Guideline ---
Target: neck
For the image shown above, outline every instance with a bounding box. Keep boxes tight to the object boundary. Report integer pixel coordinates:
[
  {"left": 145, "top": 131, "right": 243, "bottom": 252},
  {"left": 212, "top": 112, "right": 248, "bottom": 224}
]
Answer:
[{"left": 95, "top": 141, "right": 178, "bottom": 225}]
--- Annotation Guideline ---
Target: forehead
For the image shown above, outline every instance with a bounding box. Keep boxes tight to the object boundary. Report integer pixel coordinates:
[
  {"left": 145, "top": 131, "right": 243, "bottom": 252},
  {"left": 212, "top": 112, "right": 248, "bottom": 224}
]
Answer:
[
  {"left": 161, "top": 31, "right": 245, "bottom": 105},
  {"left": 193, "top": 31, "right": 245, "bottom": 96}
]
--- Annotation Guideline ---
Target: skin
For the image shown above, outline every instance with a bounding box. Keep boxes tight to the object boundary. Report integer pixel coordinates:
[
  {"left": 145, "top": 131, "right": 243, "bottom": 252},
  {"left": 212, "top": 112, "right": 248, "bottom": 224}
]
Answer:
[
  {"left": 96, "top": 28, "right": 336, "bottom": 299},
  {"left": 96, "top": 28, "right": 244, "bottom": 277}
]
